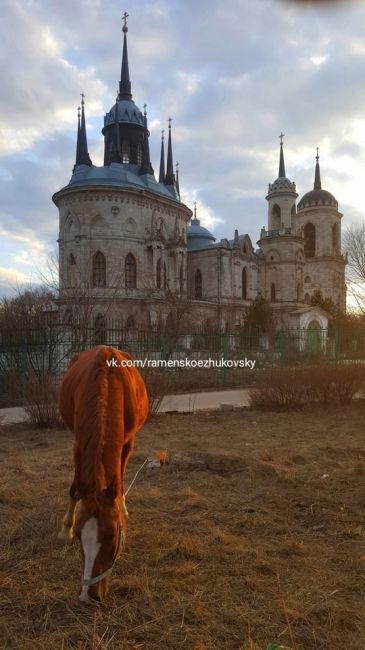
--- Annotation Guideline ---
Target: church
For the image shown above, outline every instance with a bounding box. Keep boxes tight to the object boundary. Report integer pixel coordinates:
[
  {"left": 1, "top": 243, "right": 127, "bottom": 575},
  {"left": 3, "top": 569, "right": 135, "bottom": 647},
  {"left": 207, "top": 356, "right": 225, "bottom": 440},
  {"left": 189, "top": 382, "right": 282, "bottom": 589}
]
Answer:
[{"left": 52, "top": 16, "right": 347, "bottom": 335}]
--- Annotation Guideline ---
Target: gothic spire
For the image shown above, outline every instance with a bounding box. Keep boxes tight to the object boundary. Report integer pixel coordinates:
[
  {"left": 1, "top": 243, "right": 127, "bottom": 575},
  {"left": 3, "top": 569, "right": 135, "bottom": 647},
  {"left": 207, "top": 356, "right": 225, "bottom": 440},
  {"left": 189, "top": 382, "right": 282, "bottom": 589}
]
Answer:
[
  {"left": 139, "top": 105, "right": 154, "bottom": 175},
  {"left": 119, "top": 12, "right": 132, "bottom": 101},
  {"left": 278, "top": 132, "right": 285, "bottom": 178},
  {"left": 74, "top": 105, "right": 81, "bottom": 170},
  {"left": 159, "top": 130, "right": 165, "bottom": 183},
  {"left": 75, "top": 94, "right": 92, "bottom": 167},
  {"left": 175, "top": 161, "right": 180, "bottom": 197},
  {"left": 164, "top": 118, "right": 175, "bottom": 186},
  {"left": 314, "top": 147, "right": 322, "bottom": 190}
]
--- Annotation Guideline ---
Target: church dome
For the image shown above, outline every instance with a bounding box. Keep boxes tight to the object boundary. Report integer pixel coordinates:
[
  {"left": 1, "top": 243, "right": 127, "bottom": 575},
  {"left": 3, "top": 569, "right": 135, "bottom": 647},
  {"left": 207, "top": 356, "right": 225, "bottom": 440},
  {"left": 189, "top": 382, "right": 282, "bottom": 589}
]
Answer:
[
  {"left": 297, "top": 152, "right": 338, "bottom": 212},
  {"left": 187, "top": 217, "right": 216, "bottom": 250},
  {"left": 103, "top": 99, "right": 144, "bottom": 129},
  {"left": 269, "top": 176, "right": 296, "bottom": 193},
  {"left": 297, "top": 188, "right": 338, "bottom": 211}
]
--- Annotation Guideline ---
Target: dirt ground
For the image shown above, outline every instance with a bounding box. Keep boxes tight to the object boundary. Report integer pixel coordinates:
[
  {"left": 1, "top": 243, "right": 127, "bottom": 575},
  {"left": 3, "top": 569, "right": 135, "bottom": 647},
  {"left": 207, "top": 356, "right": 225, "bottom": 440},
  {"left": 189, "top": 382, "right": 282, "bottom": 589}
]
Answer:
[{"left": 0, "top": 403, "right": 364, "bottom": 649}]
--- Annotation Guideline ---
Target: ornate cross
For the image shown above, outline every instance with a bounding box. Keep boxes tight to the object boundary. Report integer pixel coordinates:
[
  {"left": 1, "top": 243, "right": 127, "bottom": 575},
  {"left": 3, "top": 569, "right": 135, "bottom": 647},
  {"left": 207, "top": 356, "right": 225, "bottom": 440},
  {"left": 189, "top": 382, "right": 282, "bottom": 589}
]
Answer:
[
  {"left": 81, "top": 92, "right": 85, "bottom": 104},
  {"left": 279, "top": 132, "right": 285, "bottom": 145},
  {"left": 122, "top": 12, "right": 129, "bottom": 28},
  {"left": 168, "top": 117, "right": 172, "bottom": 129},
  {"left": 316, "top": 146, "right": 319, "bottom": 161}
]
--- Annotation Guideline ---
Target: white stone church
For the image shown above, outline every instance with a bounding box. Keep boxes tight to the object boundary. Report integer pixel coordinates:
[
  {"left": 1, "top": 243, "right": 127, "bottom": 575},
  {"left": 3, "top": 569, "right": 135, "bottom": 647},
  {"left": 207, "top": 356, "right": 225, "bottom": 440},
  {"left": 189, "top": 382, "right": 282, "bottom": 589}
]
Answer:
[{"left": 53, "top": 17, "right": 346, "bottom": 334}]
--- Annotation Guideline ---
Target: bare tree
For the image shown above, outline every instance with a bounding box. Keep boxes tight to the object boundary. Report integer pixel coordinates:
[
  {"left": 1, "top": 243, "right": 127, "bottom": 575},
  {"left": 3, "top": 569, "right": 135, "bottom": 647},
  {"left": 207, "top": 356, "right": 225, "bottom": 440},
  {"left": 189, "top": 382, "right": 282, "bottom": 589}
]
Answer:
[{"left": 343, "top": 223, "right": 365, "bottom": 313}]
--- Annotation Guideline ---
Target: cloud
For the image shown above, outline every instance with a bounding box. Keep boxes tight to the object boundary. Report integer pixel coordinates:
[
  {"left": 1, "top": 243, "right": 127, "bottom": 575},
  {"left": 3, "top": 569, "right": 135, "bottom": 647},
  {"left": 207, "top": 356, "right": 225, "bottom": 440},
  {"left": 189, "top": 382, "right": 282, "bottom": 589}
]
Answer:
[{"left": 1, "top": 0, "right": 365, "bottom": 296}]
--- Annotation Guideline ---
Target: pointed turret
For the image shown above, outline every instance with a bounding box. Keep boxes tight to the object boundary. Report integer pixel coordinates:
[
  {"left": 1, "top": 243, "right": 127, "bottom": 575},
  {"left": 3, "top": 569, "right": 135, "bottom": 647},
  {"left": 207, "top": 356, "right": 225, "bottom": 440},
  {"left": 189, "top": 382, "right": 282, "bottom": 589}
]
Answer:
[
  {"left": 314, "top": 147, "right": 321, "bottom": 190},
  {"left": 278, "top": 132, "right": 285, "bottom": 178},
  {"left": 159, "top": 130, "right": 165, "bottom": 183},
  {"left": 119, "top": 12, "right": 132, "bottom": 101},
  {"left": 73, "top": 105, "right": 81, "bottom": 171},
  {"left": 164, "top": 118, "right": 175, "bottom": 186},
  {"left": 233, "top": 229, "right": 239, "bottom": 247},
  {"left": 110, "top": 94, "right": 123, "bottom": 164},
  {"left": 139, "top": 105, "right": 154, "bottom": 175},
  {"left": 75, "top": 94, "right": 92, "bottom": 168},
  {"left": 175, "top": 161, "right": 180, "bottom": 197}
]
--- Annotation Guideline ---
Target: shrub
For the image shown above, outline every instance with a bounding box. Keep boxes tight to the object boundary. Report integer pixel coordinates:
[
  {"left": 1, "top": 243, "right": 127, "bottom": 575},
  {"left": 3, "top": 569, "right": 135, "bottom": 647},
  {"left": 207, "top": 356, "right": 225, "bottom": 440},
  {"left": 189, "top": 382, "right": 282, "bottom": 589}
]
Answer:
[
  {"left": 141, "top": 367, "right": 170, "bottom": 417},
  {"left": 249, "top": 363, "right": 365, "bottom": 410},
  {"left": 22, "top": 371, "right": 64, "bottom": 428}
]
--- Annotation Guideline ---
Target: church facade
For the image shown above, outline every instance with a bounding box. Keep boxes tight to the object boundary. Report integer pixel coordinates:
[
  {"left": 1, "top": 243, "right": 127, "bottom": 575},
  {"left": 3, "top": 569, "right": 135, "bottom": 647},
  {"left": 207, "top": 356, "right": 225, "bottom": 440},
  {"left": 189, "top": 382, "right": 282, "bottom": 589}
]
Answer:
[{"left": 53, "top": 18, "right": 346, "bottom": 334}]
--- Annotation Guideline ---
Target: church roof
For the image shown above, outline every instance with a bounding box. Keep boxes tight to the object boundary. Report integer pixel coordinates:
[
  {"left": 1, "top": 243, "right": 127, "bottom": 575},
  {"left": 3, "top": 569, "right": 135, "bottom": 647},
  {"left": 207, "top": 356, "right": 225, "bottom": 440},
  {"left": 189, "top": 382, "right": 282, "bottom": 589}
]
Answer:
[
  {"left": 61, "top": 162, "right": 180, "bottom": 201},
  {"left": 298, "top": 151, "right": 338, "bottom": 211},
  {"left": 103, "top": 99, "right": 144, "bottom": 129},
  {"left": 187, "top": 208, "right": 216, "bottom": 250}
]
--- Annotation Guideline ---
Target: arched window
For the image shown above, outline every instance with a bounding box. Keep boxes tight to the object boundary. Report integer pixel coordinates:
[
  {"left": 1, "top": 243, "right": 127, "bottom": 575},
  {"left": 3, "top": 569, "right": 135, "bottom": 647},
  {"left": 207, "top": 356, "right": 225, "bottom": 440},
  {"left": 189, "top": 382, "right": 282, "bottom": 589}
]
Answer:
[
  {"left": 156, "top": 258, "right": 162, "bottom": 289},
  {"left": 125, "top": 315, "right": 135, "bottom": 329},
  {"left": 242, "top": 267, "right": 247, "bottom": 300},
  {"left": 304, "top": 223, "right": 316, "bottom": 258},
  {"left": 179, "top": 263, "right": 184, "bottom": 293},
  {"left": 94, "top": 313, "right": 106, "bottom": 344},
  {"left": 304, "top": 293, "right": 310, "bottom": 304},
  {"left": 271, "top": 283, "right": 276, "bottom": 302},
  {"left": 305, "top": 275, "right": 311, "bottom": 284},
  {"left": 195, "top": 269, "right": 202, "bottom": 299},
  {"left": 92, "top": 251, "right": 106, "bottom": 287},
  {"left": 63, "top": 309, "right": 73, "bottom": 325},
  {"left": 332, "top": 223, "right": 338, "bottom": 254},
  {"left": 271, "top": 204, "right": 281, "bottom": 230},
  {"left": 163, "top": 261, "right": 167, "bottom": 290},
  {"left": 68, "top": 253, "right": 76, "bottom": 287},
  {"left": 122, "top": 140, "right": 130, "bottom": 164},
  {"left": 125, "top": 253, "right": 137, "bottom": 289}
]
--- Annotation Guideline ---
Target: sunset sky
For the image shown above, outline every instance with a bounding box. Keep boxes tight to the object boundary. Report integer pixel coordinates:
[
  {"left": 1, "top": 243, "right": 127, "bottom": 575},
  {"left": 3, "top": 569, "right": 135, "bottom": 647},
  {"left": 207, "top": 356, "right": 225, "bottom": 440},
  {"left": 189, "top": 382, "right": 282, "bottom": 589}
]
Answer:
[{"left": 1, "top": 0, "right": 364, "bottom": 296}]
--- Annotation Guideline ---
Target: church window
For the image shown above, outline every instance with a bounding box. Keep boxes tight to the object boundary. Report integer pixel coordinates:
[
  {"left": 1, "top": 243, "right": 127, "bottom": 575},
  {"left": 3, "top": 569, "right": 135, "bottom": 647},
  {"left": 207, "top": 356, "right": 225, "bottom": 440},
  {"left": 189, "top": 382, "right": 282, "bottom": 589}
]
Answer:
[
  {"left": 125, "top": 253, "right": 137, "bottom": 289},
  {"left": 163, "top": 261, "right": 167, "bottom": 289},
  {"left": 156, "top": 258, "right": 162, "bottom": 289},
  {"left": 242, "top": 267, "right": 247, "bottom": 300},
  {"left": 305, "top": 276, "right": 311, "bottom": 284},
  {"left": 179, "top": 263, "right": 184, "bottom": 293},
  {"left": 304, "top": 222, "right": 316, "bottom": 258},
  {"left": 94, "top": 313, "right": 106, "bottom": 345},
  {"left": 304, "top": 293, "right": 310, "bottom": 304},
  {"left": 92, "top": 251, "right": 106, "bottom": 287},
  {"left": 63, "top": 309, "right": 73, "bottom": 324},
  {"left": 271, "top": 204, "right": 281, "bottom": 230},
  {"left": 195, "top": 269, "right": 202, "bottom": 299},
  {"left": 270, "top": 283, "right": 276, "bottom": 301},
  {"left": 137, "top": 143, "right": 142, "bottom": 166},
  {"left": 122, "top": 140, "right": 130, "bottom": 164},
  {"left": 243, "top": 243, "right": 247, "bottom": 254}
]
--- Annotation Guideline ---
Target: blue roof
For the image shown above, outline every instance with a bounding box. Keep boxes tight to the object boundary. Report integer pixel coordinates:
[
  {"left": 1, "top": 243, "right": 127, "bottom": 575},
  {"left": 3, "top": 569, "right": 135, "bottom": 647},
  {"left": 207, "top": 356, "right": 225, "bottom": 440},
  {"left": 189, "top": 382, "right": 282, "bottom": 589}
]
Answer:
[
  {"left": 58, "top": 163, "right": 179, "bottom": 201},
  {"left": 104, "top": 99, "right": 144, "bottom": 128},
  {"left": 187, "top": 218, "right": 216, "bottom": 251}
]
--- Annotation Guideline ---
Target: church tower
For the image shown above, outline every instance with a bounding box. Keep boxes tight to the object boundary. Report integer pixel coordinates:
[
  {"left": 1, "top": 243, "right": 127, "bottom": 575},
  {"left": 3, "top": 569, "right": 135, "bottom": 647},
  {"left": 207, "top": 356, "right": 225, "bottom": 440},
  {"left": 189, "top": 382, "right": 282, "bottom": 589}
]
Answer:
[
  {"left": 295, "top": 151, "right": 346, "bottom": 310},
  {"left": 258, "top": 136, "right": 305, "bottom": 310},
  {"left": 53, "top": 14, "right": 192, "bottom": 330}
]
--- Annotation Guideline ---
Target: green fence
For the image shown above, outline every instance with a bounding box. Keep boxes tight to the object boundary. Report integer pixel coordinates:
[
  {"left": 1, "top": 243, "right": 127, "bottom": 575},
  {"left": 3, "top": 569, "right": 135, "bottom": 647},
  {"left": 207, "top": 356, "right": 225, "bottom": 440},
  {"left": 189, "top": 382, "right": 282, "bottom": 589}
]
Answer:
[{"left": 0, "top": 324, "right": 364, "bottom": 405}]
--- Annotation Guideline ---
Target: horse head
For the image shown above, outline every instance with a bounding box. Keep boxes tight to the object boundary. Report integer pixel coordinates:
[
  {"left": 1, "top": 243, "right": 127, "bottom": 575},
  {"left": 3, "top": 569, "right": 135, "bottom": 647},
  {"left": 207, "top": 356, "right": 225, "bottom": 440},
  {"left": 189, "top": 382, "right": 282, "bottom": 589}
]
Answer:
[{"left": 75, "top": 477, "right": 125, "bottom": 604}]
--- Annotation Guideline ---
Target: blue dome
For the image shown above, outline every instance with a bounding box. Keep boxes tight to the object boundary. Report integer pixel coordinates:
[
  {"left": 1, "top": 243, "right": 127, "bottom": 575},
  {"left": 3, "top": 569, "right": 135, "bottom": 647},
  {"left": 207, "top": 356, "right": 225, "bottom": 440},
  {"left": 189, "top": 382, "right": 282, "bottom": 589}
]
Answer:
[
  {"left": 104, "top": 99, "right": 144, "bottom": 128},
  {"left": 187, "top": 218, "right": 216, "bottom": 250}
]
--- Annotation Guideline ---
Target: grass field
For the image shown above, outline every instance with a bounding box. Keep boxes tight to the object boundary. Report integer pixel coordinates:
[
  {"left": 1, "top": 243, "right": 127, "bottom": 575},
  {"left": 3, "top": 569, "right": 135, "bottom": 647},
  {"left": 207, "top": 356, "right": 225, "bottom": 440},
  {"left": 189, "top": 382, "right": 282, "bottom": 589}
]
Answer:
[{"left": 0, "top": 403, "right": 364, "bottom": 649}]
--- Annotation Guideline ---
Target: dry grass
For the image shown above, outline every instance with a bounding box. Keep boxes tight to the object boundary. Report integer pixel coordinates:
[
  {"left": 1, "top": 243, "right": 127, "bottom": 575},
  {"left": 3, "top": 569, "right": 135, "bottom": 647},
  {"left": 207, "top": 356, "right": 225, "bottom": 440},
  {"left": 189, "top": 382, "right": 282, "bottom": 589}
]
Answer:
[{"left": 0, "top": 403, "right": 364, "bottom": 649}]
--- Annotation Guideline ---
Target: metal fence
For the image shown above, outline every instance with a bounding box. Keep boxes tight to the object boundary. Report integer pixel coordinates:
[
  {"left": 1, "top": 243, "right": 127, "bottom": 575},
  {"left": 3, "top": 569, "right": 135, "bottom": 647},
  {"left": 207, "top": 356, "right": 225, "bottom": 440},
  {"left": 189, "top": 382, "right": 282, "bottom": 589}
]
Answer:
[{"left": 0, "top": 321, "right": 364, "bottom": 407}]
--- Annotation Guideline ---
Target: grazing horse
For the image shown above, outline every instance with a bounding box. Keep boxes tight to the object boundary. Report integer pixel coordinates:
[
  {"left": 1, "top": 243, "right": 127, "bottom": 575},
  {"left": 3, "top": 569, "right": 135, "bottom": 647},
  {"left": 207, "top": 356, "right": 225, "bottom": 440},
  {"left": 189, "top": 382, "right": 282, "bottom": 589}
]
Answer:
[{"left": 58, "top": 345, "right": 149, "bottom": 603}]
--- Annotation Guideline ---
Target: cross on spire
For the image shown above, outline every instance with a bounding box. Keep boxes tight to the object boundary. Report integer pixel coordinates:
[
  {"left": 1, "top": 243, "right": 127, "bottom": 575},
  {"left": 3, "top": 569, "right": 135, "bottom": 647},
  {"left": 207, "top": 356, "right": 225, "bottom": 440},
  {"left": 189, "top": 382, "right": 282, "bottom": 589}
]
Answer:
[
  {"left": 279, "top": 132, "right": 285, "bottom": 145},
  {"left": 81, "top": 92, "right": 85, "bottom": 104},
  {"left": 122, "top": 11, "right": 129, "bottom": 32},
  {"left": 316, "top": 146, "right": 319, "bottom": 162},
  {"left": 144, "top": 103, "right": 147, "bottom": 116},
  {"left": 168, "top": 117, "right": 172, "bottom": 128}
]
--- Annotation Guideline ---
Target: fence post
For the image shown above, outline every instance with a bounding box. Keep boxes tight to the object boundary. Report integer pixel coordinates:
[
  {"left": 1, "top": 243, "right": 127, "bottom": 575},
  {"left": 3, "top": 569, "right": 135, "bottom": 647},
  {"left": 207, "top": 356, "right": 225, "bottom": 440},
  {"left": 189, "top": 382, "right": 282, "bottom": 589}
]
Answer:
[{"left": 223, "top": 334, "right": 228, "bottom": 386}]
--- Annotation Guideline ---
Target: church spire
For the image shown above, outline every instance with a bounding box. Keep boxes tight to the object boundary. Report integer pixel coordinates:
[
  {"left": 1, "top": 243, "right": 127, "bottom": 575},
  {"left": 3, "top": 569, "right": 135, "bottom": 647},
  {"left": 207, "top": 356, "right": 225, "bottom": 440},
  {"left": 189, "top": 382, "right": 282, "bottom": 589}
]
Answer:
[
  {"left": 119, "top": 12, "right": 132, "bottom": 101},
  {"left": 75, "top": 94, "right": 92, "bottom": 168},
  {"left": 164, "top": 118, "right": 175, "bottom": 186},
  {"left": 278, "top": 132, "right": 285, "bottom": 178},
  {"left": 159, "top": 130, "right": 165, "bottom": 183},
  {"left": 139, "top": 105, "right": 154, "bottom": 175},
  {"left": 314, "top": 147, "right": 322, "bottom": 190},
  {"left": 176, "top": 161, "right": 180, "bottom": 197}
]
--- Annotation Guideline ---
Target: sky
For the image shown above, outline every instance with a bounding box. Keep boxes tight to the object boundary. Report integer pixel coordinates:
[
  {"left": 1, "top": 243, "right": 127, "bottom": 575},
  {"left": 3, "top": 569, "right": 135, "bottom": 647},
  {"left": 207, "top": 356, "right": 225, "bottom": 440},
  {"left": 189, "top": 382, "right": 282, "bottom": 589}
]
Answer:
[{"left": 1, "top": 0, "right": 365, "bottom": 297}]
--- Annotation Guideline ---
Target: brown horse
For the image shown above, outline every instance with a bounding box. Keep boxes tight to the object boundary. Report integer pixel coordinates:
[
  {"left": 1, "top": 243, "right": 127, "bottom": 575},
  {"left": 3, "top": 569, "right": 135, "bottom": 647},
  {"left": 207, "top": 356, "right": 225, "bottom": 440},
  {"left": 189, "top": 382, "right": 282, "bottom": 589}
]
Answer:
[{"left": 57, "top": 346, "right": 149, "bottom": 603}]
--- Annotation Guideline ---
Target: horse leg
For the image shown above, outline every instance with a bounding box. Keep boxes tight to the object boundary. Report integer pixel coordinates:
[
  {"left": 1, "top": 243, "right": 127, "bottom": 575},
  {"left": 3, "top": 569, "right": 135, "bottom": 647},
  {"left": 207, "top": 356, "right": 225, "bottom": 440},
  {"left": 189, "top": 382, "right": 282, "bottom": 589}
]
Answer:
[
  {"left": 58, "top": 481, "right": 78, "bottom": 541},
  {"left": 121, "top": 439, "right": 134, "bottom": 517}
]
